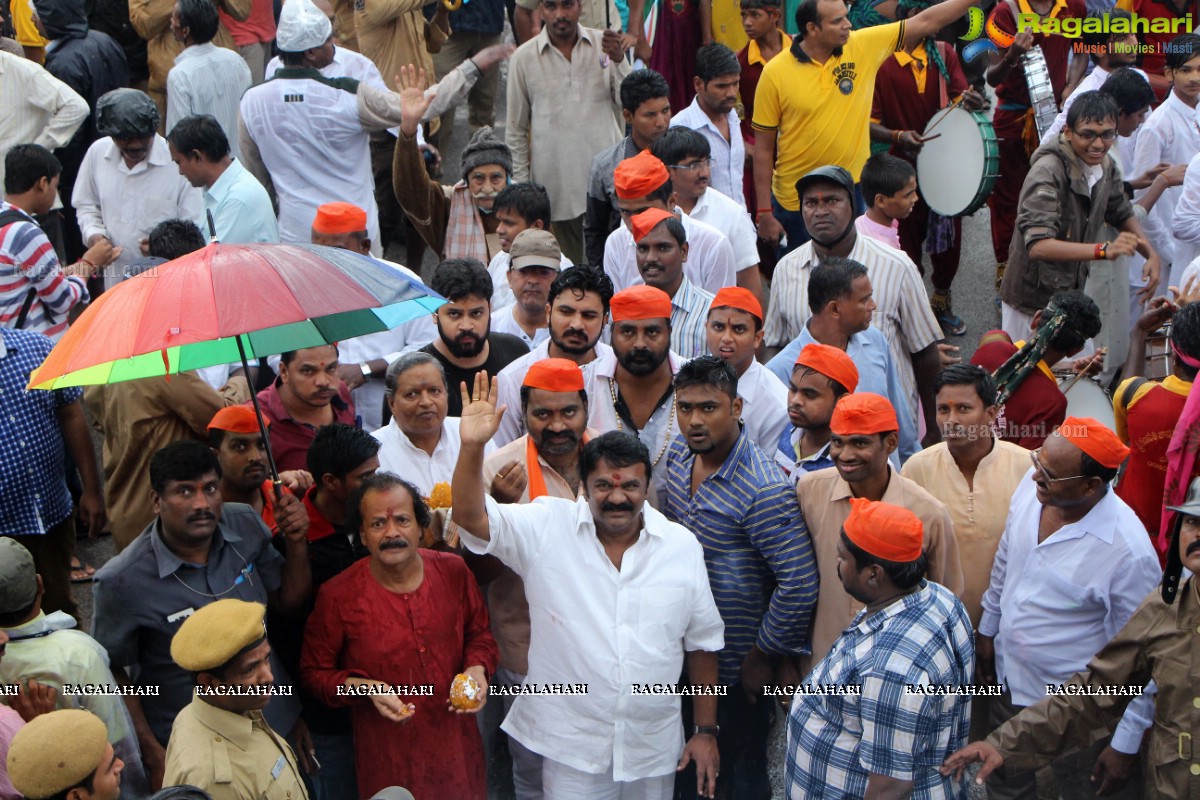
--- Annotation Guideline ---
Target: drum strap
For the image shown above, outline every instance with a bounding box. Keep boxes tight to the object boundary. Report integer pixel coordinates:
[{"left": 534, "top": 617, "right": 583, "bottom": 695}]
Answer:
[{"left": 1119, "top": 377, "right": 1149, "bottom": 413}]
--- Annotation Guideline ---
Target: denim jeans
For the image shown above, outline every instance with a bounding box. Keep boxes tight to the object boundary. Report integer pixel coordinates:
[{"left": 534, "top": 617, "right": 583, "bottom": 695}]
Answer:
[{"left": 309, "top": 731, "right": 358, "bottom": 800}]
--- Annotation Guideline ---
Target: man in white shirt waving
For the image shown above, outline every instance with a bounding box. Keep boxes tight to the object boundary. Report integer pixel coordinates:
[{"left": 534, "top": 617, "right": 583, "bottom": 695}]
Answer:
[{"left": 452, "top": 375, "right": 725, "bottom": 800}]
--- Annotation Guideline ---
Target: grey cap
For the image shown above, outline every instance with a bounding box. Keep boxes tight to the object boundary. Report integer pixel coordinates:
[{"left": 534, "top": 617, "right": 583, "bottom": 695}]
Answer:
[
  {"left": 1167, "top": 476, "right": 1200, "bottom": 518},
  {"left": 95, "top": 88, "right": 159, "bottom": 139},
  {"left": 509, "top": 229, "right": 561, "bottom": 271},
  {"left": 368, "top": 789, "right": 416, "bottom": 800},
  {"left": 795, "top": 165, "right": 855, "bottom": 203},
  {"left": 0, "top": 538, "right": 37, "bottom": 615}
]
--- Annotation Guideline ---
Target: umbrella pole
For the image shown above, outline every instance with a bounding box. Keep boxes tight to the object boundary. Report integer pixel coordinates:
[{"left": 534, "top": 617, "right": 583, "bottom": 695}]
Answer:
[{"left": 236, "top": 334, "right": 282, "bottom": 498}]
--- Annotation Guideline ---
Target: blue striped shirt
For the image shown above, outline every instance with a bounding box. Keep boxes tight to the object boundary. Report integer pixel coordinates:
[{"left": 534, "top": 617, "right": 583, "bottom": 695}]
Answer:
[
  {"left": 0, "top": 202, "right": 89, "bottom": 341},
  {"left": 669, "top": 277, "right": 714, "bottom": 360},
  {"left": 664, "top": 428, "right": 818, "bottom": 685},
  {"left": 786, "top": 581, "right": 974, "bottom": 799}
]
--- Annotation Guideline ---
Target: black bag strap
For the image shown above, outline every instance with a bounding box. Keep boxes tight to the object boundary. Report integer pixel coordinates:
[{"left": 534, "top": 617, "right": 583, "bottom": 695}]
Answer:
[
  {"left": 0, "top": 207, "right": 54, "bottom": 330},
  {"left": 1119, "top": 376, "right": 1150, "bottom": 413}
]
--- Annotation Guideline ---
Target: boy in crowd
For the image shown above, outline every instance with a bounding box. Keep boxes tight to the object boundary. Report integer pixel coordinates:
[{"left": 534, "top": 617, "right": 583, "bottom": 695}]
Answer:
[
  {"left": 487, "top": 182, "right": 572, "bottom": 310},
  {"left": 854, "top": 152, "right": 917, "bottom": 253}
]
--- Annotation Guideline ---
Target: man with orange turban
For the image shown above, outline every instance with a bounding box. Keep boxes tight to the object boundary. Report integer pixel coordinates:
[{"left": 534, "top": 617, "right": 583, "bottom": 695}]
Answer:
[
  {"left": 970, "top": 417, "right": 1159, "bottom": 800},
  {"left": 796, "top": 392, "right": 962, "bottom": 667},
  {"left": 478, "top": 358, "right": 599, "bottom": 798},
  {"left": 786, "top": 497, "right": 975, "bottom": 799},
  {"left": 586, "top": 284, "right": 681, "bottom": 509},
  {"left": 629, "top": 207, "right": 714, "bottom": 360},
  {"left": 706, "top": 286, "right": 787, "bottom": 453},
  {"left": 603, "top": 150, "right": 737, "bottom": 295},
  {"left": 775, "top": 341, "right": 858, "bottom": 480}
]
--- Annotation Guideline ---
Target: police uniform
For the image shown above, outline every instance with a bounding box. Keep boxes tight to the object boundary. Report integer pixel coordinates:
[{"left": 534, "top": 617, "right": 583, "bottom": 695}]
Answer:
[{"left": 162, "top": 599, "right": 309, "bottom": 800}]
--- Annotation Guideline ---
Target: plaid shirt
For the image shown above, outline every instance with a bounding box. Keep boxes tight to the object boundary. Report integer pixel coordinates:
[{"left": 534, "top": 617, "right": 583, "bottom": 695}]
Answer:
[
  {"left": 786, "top": 581, "right": 974, "bottom": 799},
  {"left": 0, "top": 327, "right": 82, "bottom": 535},
  {"left": 664, "top": 428, "right": 818, "bottom": 684}
]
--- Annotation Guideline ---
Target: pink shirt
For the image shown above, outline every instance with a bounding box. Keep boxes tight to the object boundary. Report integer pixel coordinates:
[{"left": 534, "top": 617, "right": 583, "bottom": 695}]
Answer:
[
  {"left": 218, "top": 0, "right": 275, "bottom": 46},
  {"left": 0, "top": 704, "right": 23, "bottom": 800},
  {"left": 855, "top": 214, "right": 902, "bottom": 251}
]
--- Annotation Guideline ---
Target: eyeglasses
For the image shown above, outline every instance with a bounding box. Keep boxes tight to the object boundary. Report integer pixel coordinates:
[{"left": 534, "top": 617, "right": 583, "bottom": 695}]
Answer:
[
  {"left": 668, "top": 158, "right": 712, "bottom": 172},
  {"left": 1070, "top": 128, "right": 1118, "bottom": 143},
  {"left": 1030, "top": 448, "right": 1090, "bottom": 483}
]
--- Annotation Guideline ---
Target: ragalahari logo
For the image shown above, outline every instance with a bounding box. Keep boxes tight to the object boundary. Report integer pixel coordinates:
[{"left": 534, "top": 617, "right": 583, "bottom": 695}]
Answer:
[{"left": 960, "top": 6, "right": 1016, "bottom": 62}]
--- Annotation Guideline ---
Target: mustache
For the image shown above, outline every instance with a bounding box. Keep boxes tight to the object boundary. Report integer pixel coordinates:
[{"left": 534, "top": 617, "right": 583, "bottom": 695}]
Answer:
[
  {"left": 188, "top": 511, "right": 216, "bottom": 523},
  {"left": 472, "top": 189, "right": 500, "bottom": 200},
  {"left": 380, "top": 538, "right": 409, "bottom": 550},
  {"left": 600, "top": 501, "right": 635, "bottom": 513},
  {"left": 1187, "top": 540, "right": 1200, "bottom": 555}
]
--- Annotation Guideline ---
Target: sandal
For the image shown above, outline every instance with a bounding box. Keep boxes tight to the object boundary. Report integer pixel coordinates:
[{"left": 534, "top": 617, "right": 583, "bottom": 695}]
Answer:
[
  {"left": 71, "top": 557, "right": 96, "bottom": 583},
  {"left": 930, "top": 292, "right": 968, "bottom": 337}
]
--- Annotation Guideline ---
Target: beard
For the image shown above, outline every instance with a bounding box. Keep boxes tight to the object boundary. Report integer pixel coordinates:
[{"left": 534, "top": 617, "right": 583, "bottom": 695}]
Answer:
[
  {"left": 550, "top": 326, "right": 600, "bottom": 356},
  {"left": 536, "top": 428, "right": 579, "bottom": 455},
  {"left": 616, "top": 346, "right": 668, "bottom": 377},
  {"left": 438, "top": 322, "right": 489, "bottom": 358}
]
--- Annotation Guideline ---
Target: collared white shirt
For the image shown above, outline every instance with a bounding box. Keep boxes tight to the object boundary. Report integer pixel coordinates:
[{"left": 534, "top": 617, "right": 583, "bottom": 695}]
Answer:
[
  {"left": 457, "top": 495, "right": 724, "bottom": 780},
  {"left": 685, "top": 188, "right": 758, "bottom": 272},
  {"left": 603, "top": 211, "right": 737, "bottom": 295},
  {"left": 736, "top": 360, "right": 788, "bottom": 456},
  {"left": 72, "top": 135, "right": 203, "bottom": 288},
  {"left": 493, "top": 339, "right": 614, "bottom": 447},
  {"left": 491, "top": 304, "right": 551, "bottom": 350},
  {"left": 167, "top": 42, "right": 252, "bottom": 158},
  {"left": 586, "top": 350, "right": 684, "bottom": 508},
  {"left": 0, "top": 51, "right": 86, "bottom": 190},
  {"left": 1041, "top": 66, "right": 1148, "bottom": 147},
  {"left": 204, "top": 158, "right": 279, "bottom": 245},
  {"left": 372, "top": 416, "right": 493, "bottom": 495},
  {"left": 670, "top": 97, "right": 746, "bottom": 208},
  {"left": 1133, "top": 91, "right": 1200, "bottom": 272},
  {"left": 763, "top": 234, "right": 941, "bottom": 418},
  {"left": 979, "top": 470, "right": 1159, "bottom": 745},
  {"left": 487, "top": 250, "right": 574, "bottom": 311}
]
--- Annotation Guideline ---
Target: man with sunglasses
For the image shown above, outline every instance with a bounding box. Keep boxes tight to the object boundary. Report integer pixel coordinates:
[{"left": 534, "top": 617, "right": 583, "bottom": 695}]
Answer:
[
  {"left": 999, "top": 91, "right": 1161, "bottom": 345},
  {"left": 974, "top": 418, "right": 1159, "bottom": 800}
]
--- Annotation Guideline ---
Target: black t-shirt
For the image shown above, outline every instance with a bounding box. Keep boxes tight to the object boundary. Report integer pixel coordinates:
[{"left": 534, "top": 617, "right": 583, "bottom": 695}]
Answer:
[{"left": 421, "top": 333, "right": 531, "bottom": 416}]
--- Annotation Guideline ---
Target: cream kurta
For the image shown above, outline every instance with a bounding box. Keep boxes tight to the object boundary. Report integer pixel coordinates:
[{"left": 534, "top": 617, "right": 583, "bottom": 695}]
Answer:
[
  {"left": 901, "top": 440, "right": 1030, "bottom": 627},
  {"left": 796, "top": 466, "right": 964, "bottom": 670},
  {"left": 481, "top": 432, "right": 593, "bottom": 674}
]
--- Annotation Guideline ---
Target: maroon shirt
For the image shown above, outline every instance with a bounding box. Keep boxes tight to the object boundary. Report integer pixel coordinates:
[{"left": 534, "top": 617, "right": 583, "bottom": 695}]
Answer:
[
  {"left": 871, "top": 43, "right": 968, "bottom": 161},
  {"left": 990, "top": 0, "right": 1085, "bottom": 135},
  {"left": 971, "top": 331, "right": 1067, "bottom": 450},
  {"left": 251, "top": 378, "right": 357, "bottom": 472}
]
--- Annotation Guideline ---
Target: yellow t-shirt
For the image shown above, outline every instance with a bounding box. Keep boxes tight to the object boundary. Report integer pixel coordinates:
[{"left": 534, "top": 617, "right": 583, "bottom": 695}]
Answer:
[
  {"left": 711, "top": 0, "right": 749, "bottom": 53},
  {"left": 8, "top": 0, "right": 47, "bottom": 48},
  {"left": 752, "top": 20, "right": 905, "bottom": 209}
]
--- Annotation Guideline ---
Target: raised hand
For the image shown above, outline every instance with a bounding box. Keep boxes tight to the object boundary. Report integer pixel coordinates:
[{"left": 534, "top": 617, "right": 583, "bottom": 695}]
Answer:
[
  {"left": 459, "top": 370, "right": 507, "bottom": 447},
  {"left": 396, "top": 64, "right": 437, "bottom": 138},
  {"left": 472, "top": 43, "right": 515, "bottom": 72}
]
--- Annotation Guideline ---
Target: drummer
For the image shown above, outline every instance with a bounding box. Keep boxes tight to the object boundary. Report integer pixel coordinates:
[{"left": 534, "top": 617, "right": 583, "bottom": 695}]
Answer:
[
  {"left": 867, "top": 14, "right": 984, "bottom": 339},
  {"left": 998, "top": 91, "right": 1162, "bottom": 345},
  {"left": 971, "top": 290, "right": 1102, "bottom": 450}
]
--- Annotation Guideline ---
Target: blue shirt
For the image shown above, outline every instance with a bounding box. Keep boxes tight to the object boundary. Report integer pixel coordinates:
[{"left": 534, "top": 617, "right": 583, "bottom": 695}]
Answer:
[
  {"left": 786, "top": 581, "right": 974, "bottom": 799},
  {"left": 765, "top": 324, "right": 920, "bottom": 463},
  {"left": 663, "top": 428, "right": 818, "bottom": 685},
  {"left": 0, "top": 327, "right": 82, "bottom": 536},
  {"left": 204, "top": 158, "right": 280, "bottom": 245}
]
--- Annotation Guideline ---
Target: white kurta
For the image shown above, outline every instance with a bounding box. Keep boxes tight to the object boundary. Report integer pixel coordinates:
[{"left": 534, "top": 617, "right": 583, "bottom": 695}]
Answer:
[{"left": 239, "top": 72, "right": 380, "bottom": 254}]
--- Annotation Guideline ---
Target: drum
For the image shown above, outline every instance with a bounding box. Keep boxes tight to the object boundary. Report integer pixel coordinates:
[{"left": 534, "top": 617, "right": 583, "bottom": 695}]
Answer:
[
  {"left": 1056, "top": 373, "right": 1117, "bottom": 433},
  {"left": 1023, "top": 45, "right": 1059, "bottom": 140},
  {"left": 1145, "top": 324, "right": 1171, "bottom": 381},
  {"left": 916, "top": 105, "right": 1000, "bottom": 217}
]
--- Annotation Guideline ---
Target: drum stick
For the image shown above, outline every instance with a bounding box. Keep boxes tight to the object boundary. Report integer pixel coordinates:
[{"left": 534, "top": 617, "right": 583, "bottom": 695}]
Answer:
[
  {"left": 923, "top": 96, "right": 964, "bottom": 136},
  {"left": 1060, "top": 348, "right": 1108, "bottom": 395}
]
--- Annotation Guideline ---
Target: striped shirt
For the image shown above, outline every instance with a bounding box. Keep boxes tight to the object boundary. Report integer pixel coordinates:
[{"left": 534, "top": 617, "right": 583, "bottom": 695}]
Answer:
[
  {"left": 603, "top": 211, "right": 738, "bottom": 294},
  {"left": 0, "top": 203, "right": 88, "bottom": 341},
  {"left": 763, "top": 234, "right": 941, "bottom": 417},
  {"left": 664, "top": 429, "right": 818, "bottom": 685},
  {"left": 786, "top": 581, "right": 974, "bottom": 799},
  {"left": 166, "top": 43, "right": 252, "bottom": 159},
  {"left": 669, "top": 278, "right": 714, "bottom": 360}
]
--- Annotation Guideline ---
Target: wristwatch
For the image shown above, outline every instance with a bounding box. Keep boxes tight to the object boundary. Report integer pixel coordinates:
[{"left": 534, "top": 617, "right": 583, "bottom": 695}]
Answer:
[
  {"left": 692, "top": 725, "right": 720, "bottom": 737},
  {"left": 359, "top": 362, "right": 372, "bottom": 377}
]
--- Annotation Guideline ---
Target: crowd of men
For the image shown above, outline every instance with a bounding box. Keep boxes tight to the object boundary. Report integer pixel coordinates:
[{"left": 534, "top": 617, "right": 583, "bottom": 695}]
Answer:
[{"left": 4, "top": 0, "right": 1200, "bottom": 793}]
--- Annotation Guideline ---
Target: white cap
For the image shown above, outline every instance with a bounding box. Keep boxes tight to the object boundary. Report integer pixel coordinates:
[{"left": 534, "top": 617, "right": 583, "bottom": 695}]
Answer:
[{"left": 276, "top": 0, "right": 332, "bottom": 52}]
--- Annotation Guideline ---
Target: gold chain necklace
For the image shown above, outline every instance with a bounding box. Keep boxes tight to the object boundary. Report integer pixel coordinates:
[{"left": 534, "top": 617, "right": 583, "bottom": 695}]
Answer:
[{"left": 608, "top": 377, "right": 675, "bottom": 467}]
